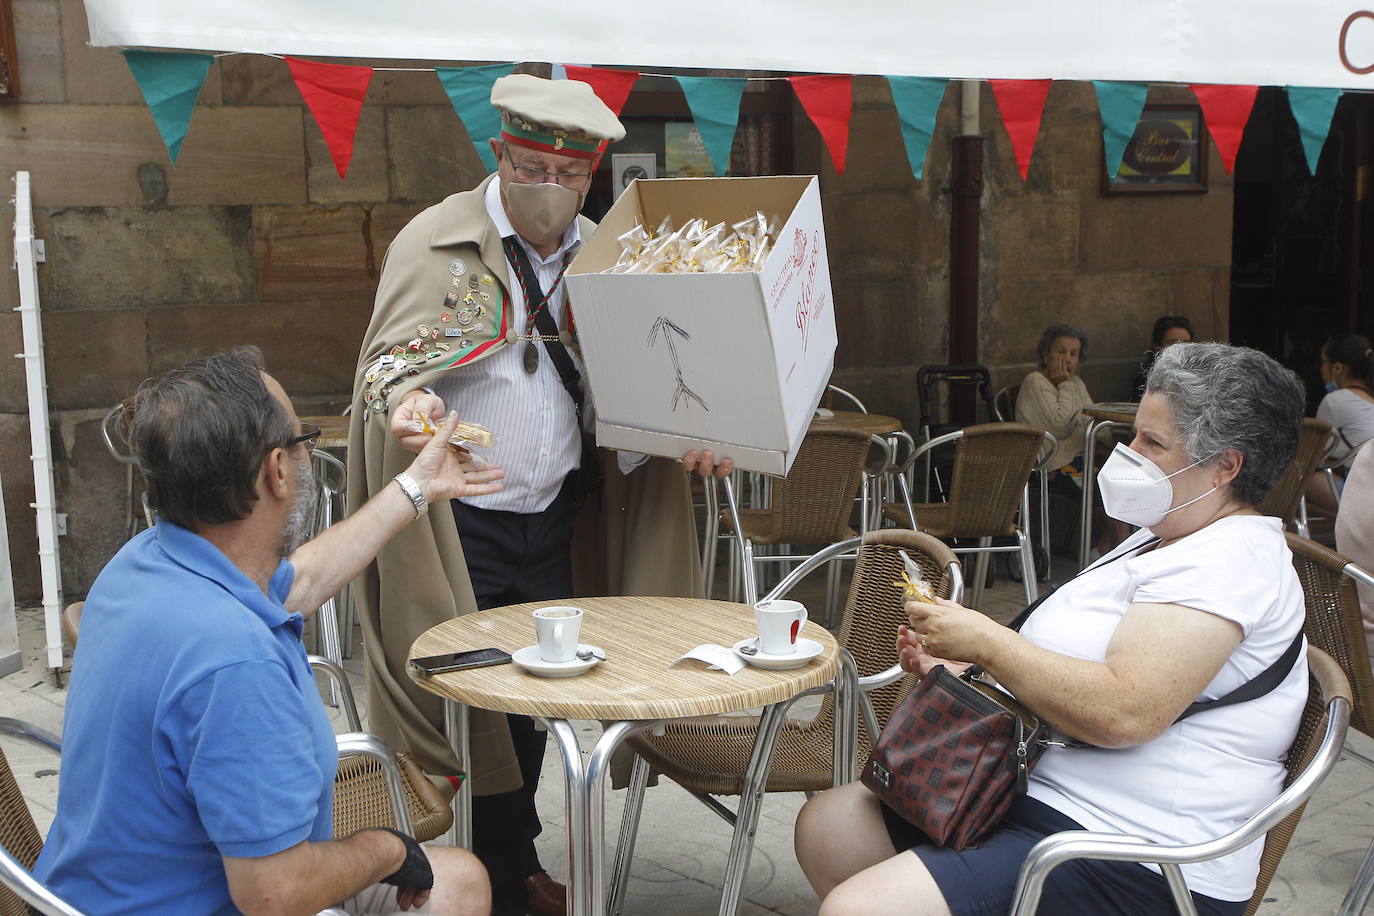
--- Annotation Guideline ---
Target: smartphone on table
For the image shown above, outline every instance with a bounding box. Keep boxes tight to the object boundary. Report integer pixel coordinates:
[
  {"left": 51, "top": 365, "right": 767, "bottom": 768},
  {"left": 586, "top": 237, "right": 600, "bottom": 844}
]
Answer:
[{"left": 410, "top": 647, "right": 513, "bottom": 676}]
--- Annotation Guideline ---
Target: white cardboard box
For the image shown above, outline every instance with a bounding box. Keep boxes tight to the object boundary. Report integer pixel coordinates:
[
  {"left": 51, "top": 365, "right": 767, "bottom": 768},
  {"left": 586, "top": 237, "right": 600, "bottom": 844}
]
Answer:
[{"left": 567, "top": 175, "right": 837, "bottom": 476}]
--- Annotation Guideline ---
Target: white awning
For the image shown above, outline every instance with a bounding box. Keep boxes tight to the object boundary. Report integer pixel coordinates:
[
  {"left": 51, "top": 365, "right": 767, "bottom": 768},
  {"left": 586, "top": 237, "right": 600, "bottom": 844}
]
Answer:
[{"left": 81, "top": 0, "right": 1374, "bottom": 91}]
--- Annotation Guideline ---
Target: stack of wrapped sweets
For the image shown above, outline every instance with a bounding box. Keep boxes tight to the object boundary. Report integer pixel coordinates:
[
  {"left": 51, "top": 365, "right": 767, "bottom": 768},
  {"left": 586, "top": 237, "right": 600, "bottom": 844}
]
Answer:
[{"left": 604, "top": 212, "right": 780, "bottom": 274}]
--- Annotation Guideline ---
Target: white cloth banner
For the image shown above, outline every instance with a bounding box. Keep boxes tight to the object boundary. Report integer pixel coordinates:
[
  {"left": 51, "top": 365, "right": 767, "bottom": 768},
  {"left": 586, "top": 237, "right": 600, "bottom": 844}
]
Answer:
[{"left": 83, "top": 0, "right": 1374, "bottom": 90}]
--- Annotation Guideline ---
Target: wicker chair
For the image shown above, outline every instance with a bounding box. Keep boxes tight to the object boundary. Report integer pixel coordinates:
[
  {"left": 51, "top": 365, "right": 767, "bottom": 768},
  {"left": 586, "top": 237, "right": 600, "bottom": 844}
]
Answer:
[
  {"left": 717, "top": 426, "right": 886, "bottom": 614},
  {"left": 607, "top": 529, "right": 962, "bottom": 915},
  {"left": 1258, "top": 417, "right": 1335, "bottom": 536},
  {"left": 1010, "top": 646, "right": 1352, "bottom": 916},
  {"left": 1285, "top": 534, "right": 1374, "bottom": 914},
  {"left": 883, "top": 422, "right": 1053, "bottom": 608}
]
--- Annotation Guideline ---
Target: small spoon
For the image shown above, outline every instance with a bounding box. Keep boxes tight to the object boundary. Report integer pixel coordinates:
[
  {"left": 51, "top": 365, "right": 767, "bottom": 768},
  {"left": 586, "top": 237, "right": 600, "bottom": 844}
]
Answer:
[
  {"left": 738, "top": 640, "right": 759, "bottom": 656},
  {"left": 576, "top": 648, "right": 606, "bottom": 662}
]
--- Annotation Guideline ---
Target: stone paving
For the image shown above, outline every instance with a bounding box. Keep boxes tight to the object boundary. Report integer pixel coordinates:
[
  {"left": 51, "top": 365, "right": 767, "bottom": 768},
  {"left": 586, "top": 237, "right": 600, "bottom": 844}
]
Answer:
[{"left": 3, "top": 553, "right": 1372, "bottom": 914}]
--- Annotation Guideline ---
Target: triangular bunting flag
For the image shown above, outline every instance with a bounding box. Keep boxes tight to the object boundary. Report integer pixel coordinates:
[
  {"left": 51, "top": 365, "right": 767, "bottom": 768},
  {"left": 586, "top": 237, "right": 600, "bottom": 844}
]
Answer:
[
  {"left": 122, "top": 50, "right": 214, "bottom": 164},
  {"left": 437, "top": 64, "right": 516, "bottom": 173},
  {"left": 1189, "top": 84, "right": 1259, "bottom": 174},
  {"left": 788, "top": 74, "right": 854, "bottom": 175},
  {"left": 563, "top": 65, "right": 640, "bottom": 116},
  {"left": 286, "top": 57, "right": 374, "bottom": 179},
  {"left": 1093, "top": 81, "right": 1150, "bottom": 180},
  {"left": 1287, "top": 86, "right": 1343, "bottom": 175},
  {"left": 676, "top": 76, "right": 747, "bottom": 176},
  {"left": 989, "top": 79, "right": 1053, "bottom": 180},
  {"left": 885, "top": 76, "right": 947, "bottom": 181}
]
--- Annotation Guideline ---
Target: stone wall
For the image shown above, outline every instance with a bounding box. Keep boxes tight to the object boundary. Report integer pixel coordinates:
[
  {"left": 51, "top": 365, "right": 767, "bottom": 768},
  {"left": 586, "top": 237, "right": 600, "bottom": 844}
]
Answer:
[{"left": 0, "top": 5, "right": 1235, "bottom": 601}]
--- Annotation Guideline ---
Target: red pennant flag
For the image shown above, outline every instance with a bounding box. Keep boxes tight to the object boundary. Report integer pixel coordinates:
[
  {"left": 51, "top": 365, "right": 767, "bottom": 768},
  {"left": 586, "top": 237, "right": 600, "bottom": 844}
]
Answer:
[
  {"left": 563, "top": 65, "right": 640, "bottom": 116},
  {"left": 1190, "top": 84, "right": 1260, "bottom": 174},
  {"left": 286, "top": 57, "right": 373, "bottom": 179},
  {"left": 989, "top": 79, "right": 1052, "bottom": 180},
  {"left": 788, "top": 74, "right": 853, "bottom": 175}
]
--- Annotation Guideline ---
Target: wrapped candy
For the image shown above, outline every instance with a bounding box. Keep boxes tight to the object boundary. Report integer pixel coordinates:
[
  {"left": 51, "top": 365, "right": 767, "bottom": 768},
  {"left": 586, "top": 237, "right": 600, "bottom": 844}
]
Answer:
[
  {"left": 893, "top": 549, "right": 937, "bottom": 603},
  {"left": 603, "top": 211, "right": 777, "bottom": 275},
  {"left": 409, "top": 410, "right": 494, "bottom": 460}
]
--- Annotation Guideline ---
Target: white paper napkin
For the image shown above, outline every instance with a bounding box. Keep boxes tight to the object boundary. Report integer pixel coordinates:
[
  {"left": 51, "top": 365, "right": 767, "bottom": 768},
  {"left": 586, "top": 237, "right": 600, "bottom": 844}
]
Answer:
[{"left": 673, "top": 644, "right": 745, "bottom": 675}]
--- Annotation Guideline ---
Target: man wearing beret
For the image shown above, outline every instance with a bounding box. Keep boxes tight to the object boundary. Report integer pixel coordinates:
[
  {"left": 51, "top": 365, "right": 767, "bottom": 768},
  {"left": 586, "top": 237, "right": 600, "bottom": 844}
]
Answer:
[{"left": 348, "top": 73, "right": 730, "bottom": 916}]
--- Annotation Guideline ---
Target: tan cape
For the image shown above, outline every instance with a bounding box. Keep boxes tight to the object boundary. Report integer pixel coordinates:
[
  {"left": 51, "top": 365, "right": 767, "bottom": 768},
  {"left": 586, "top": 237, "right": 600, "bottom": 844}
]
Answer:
[{"left": 347, "top": 175, "right": 703, "bottom": 795}]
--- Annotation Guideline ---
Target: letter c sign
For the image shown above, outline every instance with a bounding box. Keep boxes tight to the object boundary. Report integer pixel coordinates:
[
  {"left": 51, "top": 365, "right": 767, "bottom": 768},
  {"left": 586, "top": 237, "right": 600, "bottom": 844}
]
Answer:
[{"left": 1341, "top": 11, "right": 1374, "bottom": 75}]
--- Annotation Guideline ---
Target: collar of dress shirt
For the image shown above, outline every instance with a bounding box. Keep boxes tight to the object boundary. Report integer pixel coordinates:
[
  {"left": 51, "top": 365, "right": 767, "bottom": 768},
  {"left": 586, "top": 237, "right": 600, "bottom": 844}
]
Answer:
[{"left": 484, "top": 175, "right": 582, "bottom": 266}]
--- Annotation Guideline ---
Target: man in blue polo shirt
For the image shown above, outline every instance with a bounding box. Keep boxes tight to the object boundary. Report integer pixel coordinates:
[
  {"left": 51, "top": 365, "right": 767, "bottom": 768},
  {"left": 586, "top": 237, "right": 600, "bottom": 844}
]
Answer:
[{"left": 33, "top": 346, "right": 497, "bottom": 915}]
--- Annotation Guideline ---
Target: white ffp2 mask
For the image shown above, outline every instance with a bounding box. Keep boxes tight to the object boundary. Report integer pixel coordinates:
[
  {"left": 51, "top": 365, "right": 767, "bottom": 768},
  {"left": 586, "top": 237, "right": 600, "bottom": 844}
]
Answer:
[{"left": 1097, "top": 443, "right": 1218, "bottom": 528}]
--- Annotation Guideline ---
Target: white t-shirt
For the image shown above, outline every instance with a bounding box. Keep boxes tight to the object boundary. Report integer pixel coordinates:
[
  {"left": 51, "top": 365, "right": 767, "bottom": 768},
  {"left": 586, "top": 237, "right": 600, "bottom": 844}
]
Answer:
[
  {"left": 1317, "top": 388, "right": 1374, "bottom": 461},
  {"left": 1021, "top": 516, "right": 1307, "bottom": 902}
]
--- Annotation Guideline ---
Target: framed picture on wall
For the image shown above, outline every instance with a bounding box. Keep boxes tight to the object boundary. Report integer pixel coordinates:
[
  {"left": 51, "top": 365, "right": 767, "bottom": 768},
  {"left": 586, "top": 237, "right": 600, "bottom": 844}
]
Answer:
[{"left": 1102, "top": 104, "right": 1208, "bottom": 195}]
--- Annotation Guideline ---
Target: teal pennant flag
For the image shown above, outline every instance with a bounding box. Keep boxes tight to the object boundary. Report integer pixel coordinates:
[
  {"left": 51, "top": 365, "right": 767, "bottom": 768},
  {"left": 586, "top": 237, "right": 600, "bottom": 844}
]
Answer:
[
  {"left": 886, "top": 76, "right": 947, "bottom": 180},
  {"left": 675, "top": 76, "right": 747, "bottom": 176},
  {"left": 1092, "top": 80, "right": 1150, "bottom": 180},
  {"left": 1287, "top": 86, "right": 1343, "bottom": 175},
  {"left": 436, "top": 63, "right": 516, "bottom": 172},
  {"left": 122, "top": 50, "right": 214, "bottom": 164}
]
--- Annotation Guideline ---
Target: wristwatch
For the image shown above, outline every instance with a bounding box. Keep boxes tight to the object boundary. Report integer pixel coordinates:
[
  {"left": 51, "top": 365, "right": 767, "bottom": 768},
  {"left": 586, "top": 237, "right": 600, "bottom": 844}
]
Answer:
[{"left": 393, "top": 472, "right": 428, "bottom": 518}]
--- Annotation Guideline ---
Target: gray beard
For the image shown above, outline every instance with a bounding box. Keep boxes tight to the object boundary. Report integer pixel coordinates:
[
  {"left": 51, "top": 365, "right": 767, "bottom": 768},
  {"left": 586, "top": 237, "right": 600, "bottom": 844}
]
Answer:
[{"left": 280, "top": 457, "right": 318, "bottom": 558}]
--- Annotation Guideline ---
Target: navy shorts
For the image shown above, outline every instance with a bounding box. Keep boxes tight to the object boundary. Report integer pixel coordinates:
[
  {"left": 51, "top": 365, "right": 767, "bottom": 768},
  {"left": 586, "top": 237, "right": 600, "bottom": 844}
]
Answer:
[{"left": 880, "top": 796, "right": 1247, "bottom": 916}]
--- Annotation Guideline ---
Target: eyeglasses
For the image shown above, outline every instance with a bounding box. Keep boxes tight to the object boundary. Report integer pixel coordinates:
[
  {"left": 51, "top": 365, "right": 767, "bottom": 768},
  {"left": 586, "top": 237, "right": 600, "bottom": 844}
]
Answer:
[
  {"left": 284, "top": 423, "right": 321, "bottom": 453},
  {"left": 507, "top": 161, "right": 592, "bottom": 189}
]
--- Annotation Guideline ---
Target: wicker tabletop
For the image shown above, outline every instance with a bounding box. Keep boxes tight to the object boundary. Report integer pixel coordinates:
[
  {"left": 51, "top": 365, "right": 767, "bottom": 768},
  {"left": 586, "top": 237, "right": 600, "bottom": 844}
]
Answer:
[
  {"left": 1080, "top": 402, "right": 1139, "bottom": 425},
  {"left": 300, "top": 414, "right": 350, "bottom": 449},
  {"left": 408, "top": 596, "right": 839, "bottom": 721},
  {"left": 809, "top": 409, "right": 902, "bottom": 436}
]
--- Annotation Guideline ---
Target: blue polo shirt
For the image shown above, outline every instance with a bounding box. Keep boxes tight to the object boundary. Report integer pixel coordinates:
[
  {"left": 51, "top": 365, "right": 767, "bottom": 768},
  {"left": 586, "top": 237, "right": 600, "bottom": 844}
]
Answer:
[{"left": 33, "top": 522, "right": 339, "bottom": 914}]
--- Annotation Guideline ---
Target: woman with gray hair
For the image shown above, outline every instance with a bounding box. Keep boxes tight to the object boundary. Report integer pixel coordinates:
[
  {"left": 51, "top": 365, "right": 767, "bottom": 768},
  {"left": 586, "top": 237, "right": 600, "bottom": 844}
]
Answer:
[
  {"left": 796, "top": 343, "right": 1308, "bottom": 916},
  {"left": 1015, "top": 323, "right": 1093, "bottom": 471}
]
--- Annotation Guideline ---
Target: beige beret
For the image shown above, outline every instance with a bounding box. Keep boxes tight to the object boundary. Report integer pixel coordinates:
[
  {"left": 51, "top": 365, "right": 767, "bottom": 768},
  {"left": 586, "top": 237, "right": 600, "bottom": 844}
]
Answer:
[{"left": 491, "top": 73, "right": 626, "bottom": 147}]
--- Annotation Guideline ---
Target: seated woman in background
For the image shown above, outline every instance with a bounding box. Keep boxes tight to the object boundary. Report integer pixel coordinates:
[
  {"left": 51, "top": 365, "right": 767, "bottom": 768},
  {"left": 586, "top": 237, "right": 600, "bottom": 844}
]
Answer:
[
  {"left": 1015, "top": 324, "right": 1092, "bottom": 472},
  {"left": 1335, "top": 444, "right": 1374, "bottom": 665},
  {"left": 1306, "top": 332, "right": 1374, "bottom": 513},
  {"left": 1132, "top": 315, "right": 1194, "bottom": 400},
  {"left": 795, "top": 342, "right": 1308, "bottom": 916}
]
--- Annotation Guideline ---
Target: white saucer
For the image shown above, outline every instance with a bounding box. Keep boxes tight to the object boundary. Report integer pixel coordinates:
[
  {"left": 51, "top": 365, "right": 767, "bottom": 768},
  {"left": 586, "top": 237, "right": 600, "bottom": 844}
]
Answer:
[
  {"left": 512, "top": 644, "right": 603, "bottom": 678},
  {"left": 732, "top": 637, "right": 824, "bottom": 670}
]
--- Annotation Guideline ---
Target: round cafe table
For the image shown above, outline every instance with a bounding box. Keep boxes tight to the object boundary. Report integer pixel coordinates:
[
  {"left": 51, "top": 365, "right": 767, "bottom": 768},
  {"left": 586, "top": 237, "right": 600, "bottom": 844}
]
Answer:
[
  {"left": 1077, "top": 401, "right": 1140, "bottom": 569},
  {"left": 409, "top": 596, "right": 842, "bottom": 916},
  {"left": 810, "top": 408, "right": 902, "bottom": 436}
]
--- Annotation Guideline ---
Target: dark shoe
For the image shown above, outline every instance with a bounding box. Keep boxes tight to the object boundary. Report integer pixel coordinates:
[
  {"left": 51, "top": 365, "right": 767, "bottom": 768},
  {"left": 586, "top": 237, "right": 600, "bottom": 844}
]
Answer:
[{"left": 525, "top": 871, "right": 567, "bottom": 916}]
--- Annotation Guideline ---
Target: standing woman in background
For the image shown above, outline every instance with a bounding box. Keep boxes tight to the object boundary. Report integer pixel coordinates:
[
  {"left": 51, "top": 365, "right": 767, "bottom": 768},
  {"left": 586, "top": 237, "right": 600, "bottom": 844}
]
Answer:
[{"left": 1306, "top": 332, "right": 1374, "bottom": 513}]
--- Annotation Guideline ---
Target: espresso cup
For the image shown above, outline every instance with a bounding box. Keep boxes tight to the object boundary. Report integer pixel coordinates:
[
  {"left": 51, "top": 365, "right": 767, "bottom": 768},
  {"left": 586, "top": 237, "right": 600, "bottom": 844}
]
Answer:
[
  {"left": 533, "top": 606, "right": 583, "bottom": 663},
  {"left": 753, "top": 599, "right": 808, "bottom": 655}
]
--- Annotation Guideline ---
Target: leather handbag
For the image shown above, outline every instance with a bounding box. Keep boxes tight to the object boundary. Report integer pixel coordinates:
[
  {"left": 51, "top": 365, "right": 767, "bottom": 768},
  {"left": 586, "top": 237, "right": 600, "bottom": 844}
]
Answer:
[{"left": 860, "top": 663, "right": 1050, "bottom": 850}]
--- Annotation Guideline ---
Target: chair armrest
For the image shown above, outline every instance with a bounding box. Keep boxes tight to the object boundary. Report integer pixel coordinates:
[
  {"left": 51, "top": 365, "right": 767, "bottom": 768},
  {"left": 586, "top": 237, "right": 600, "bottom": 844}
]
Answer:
[
  {"left": 0, "top": 718, "right": 61, "bottom": 754},
  {"left": 760, "top": 537, "right": 864, "bottom": 603},
  {"left": 826, "top": 385, "right": 868, "bottom": 413},
  {"left": 309, "top": 656, "right": 362, "bottom": 731},
  {"left": 1345, "top": 561, "right": 1374, "bottom": 591},
  {"left": 0, "top": 845, "right": 83, "bottom": 916},
  {"left": 335, "top": 732, "right": 414, "bottom": 836}
]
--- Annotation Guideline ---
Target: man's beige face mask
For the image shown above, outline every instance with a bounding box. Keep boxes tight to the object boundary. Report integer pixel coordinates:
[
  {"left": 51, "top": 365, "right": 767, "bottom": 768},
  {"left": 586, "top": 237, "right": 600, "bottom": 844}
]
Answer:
[{"left": 504, "top": 179, "right": 582, "bottom": 243}]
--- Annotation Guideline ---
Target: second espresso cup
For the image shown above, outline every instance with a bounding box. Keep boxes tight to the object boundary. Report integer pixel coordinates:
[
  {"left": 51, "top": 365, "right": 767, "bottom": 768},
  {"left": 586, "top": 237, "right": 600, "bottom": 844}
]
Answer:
[
  {"left": 753, "top": 599, "right": 808, "bottom": 655},
  {"left": 533, "top": 606, "right": 583, "bottom": 663}
]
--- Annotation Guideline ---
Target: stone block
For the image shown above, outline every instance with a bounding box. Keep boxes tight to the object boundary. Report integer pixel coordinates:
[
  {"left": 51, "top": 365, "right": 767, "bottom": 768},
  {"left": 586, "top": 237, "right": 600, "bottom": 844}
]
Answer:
[
  {"left": 1078, "top": 189, "right": 1233, "bottom": 272},
  {"left": 164, "top": 107, "right": 307, "bottom": 205},
  {"left": 833, "top": 283, "right": 920, "bottom": 370},
  {"left": 828, "top": 365, "right": 922, "bottom": 433},
  {"left": 13, "top": 0, "right": 64, "bottom": 102},
  {"left": 0, "top": 104, "right": 164, "bottom": 207},
  {"left": 852, "top": 75, "right": 893, "bottom": 108},
  {"left": 387, "top": 106, "right": 487, "bottom": 203},
  {"left": 986, "top": 194, "right": 1080, "bottom": 276},
  {"left": 369, "top": 202, "right": 430, "bottom": 263},
  {"left": 146, "top": 299, "right": 372, "bottom": 397},
  {"left": 44, "top": 206, "right": 255, "bottom": 309},
  {"left": 217, "top": 53, "right": 300, "bottom": 106},
  {"left": 0, "top": 315, "right": 26, "bottom": 413},
  {"left": 41, "top": 308, "right": 149, "bottom": 410},
  {"left": 0, "top": 412, "right": 40, "bottom": 602},
  {"left": 59, "top": 0, "right": 221, "bottom": 106},
  {"left": 307, "top": 106, "right": 389, "bottom": 204},
  {"left": 252, "top": 205, "right": 376, "bottom": 302},
  {"left": 53, "top": 413, "right": 128, "bottom": 595},
  {"left": 822, "top": 191, "right": 923, "bottom": 283}
]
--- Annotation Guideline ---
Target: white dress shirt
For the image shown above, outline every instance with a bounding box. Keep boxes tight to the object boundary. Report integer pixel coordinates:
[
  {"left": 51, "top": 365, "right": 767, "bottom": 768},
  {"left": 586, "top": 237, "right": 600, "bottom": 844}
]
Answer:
[{"left": 429, "top": 178, "right": 584, "bottom": 513}]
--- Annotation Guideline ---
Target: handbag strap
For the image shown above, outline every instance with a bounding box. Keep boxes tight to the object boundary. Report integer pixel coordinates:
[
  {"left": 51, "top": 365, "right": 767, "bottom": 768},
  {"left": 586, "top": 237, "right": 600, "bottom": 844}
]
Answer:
[{"left": 502, "top": 237, "right": 586, "bottom": 423}]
